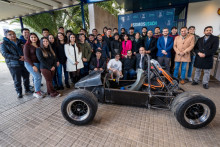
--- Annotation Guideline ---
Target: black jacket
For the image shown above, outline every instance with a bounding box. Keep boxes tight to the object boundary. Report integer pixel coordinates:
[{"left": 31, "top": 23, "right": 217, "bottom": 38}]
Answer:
[
  {"left": 50, "top": 43, "right": 58, "bottom": 62},
  {"left": 111, "top": 40, "right": 122, "bottom": 57},
  {"left": 144, "top": 37, "right": 157, "bottom": 59},
  {"left": 136, "top": 53, "right": 148, "bottom": 70},
  {"left": 36, "top": 48, "right": 56, "bottom": 70},
  {"left": 132, "top": 39, "right": 143, "bottom": 54},
  {"left": 194, "top": 35, "right": 219, "bottom": 69},
  {"left": 0, "top": 37, "right": 24, "bottom": 68},
  {"left": 89, "top": 57, "right": 106, "bottom": 70},
  {"left": 122, "top": 56, "right": 136, "bottom": 71},
  {"left": 103, "top": 35, "right": 113, "bottom": 51},
  {"left": 56, "top": 43, "right": 67, "bottom": 64}
]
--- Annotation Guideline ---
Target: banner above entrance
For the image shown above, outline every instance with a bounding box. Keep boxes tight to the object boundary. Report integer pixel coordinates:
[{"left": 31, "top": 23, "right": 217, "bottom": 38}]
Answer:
[{"left": 118, "top": 8, "right": 175, "bottom": 33}]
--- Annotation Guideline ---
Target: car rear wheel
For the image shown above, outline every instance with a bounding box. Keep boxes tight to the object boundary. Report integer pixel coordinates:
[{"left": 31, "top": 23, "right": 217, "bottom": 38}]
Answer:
[
  {"left": 61, "top": 89, "right": 98, "bottom": 125},
  {"left": 171, "top": 92, "right": 216, "bottom": 129}
]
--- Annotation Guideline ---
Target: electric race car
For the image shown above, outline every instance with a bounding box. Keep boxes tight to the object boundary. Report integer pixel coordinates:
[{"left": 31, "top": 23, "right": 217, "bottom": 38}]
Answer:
[{"left": 61, "top": 55, "right": 216, "bottom": 129}]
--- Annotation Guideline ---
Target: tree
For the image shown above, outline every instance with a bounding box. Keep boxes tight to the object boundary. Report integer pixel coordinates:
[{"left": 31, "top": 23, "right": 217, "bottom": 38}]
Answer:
[{"left": 11, "top": 0, "right": 121, "bottom": 35}]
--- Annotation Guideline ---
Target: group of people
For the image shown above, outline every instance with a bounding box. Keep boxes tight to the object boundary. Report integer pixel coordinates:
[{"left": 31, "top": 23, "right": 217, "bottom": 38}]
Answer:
[{"left": 0, "top": 25, "right": 219, "bottom": 99}]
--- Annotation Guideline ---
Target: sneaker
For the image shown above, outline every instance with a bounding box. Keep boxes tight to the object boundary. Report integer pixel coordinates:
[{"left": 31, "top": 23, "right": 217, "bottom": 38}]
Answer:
[
  {"left": 203, "top": 84, "right": 209, "bottom": 89},
  {"left": 187, "top": 77, "right": 192, "bottom": 82},
  {"left": 180, "top": 79, "right": 185, "bottom": 85},
  {"left": 17, "top": 93, "right": 23, "bottom": 98},
  {"left": 191, "top": 81, "right": 199, "bottom": 85},
  {"left": 33, "top": 92, "right": 43, "bottom": 98},
  {"left": 51, "top": 93, "right": 61, "bottom": 97},
  {"left": 29, "top": 85, "right": 34, "bottom": 90}
]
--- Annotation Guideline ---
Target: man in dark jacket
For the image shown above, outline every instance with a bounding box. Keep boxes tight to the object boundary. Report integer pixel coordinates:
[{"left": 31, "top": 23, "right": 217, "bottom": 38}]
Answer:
[
  {"left": 19, "top": 28, "right": 30, "bottom": 44},
  {"left": 103, "top": 28, "right": 113, "bottom": 57},
  {"left": 90, "top": 50, "right": 106, "bottom": 71},
  {"left": 111, "top": 33, "right": 122, "bottom": 58},
  {"left": 144, "top": 30, "right": 157, "bottom": 60},
  {"left": 136, "top": 47, "right": 148, "bottom": 70},
  {"left": 79, "top": 34, "right": 92, "bottom": 77},
  {"left": 192, "top": 26, "right": 219, "bottom": 89},
  {"left": 95, "top": 34, "right": 110, "bottom": 60},
  {"left": 122, "top": 50, "right": 136, "bottom": 80},
  {"left": 0, "top": 30, "right": 32, "bottom": 98}
]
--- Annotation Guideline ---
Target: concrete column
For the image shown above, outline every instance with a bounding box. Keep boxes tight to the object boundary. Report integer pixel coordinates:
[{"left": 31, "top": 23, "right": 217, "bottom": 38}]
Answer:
[{"left": 88, "top": 4, "right": 95, "bottom": 34}]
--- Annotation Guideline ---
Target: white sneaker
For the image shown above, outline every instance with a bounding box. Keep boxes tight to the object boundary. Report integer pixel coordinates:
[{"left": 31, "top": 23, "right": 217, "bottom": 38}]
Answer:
[
  {"left": 56, "top": 93, "right": 61, "bottom": 97},
  {"left": 33, "top": 92, "right": 43, "bottom": 98},
  {"left": 188, "top": 77, "right": 192, "bottom": 82}
]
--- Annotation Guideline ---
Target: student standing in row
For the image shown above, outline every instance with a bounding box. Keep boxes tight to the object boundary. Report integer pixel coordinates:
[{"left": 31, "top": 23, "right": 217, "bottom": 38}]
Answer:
[
  {"left": 65, "top": 34, "right": 84, "bottom": 83},
  {"left": 0, "top": 30, "right": 32, "bottom": 98},
  {"left": 79, "top": 34, "right": 92, "bottom": 77},
  {"left": 192, "top": 26, "right": 219, "bottom": 89},
  {"left": 132, "top": 32, "right": 143, "bottom": 55},
  {"left": 56, "top": 32, "right": 70, "bottom": 89},
  {"left": 173, "top": 27, "right": 195, "bottom": 84},
  {"left": 48, "top": 34, "right": 59, "bottom": 89},
  {"left": 121, "top": 34, "right": 132, "bottom": 58},
  {"left": 144, "top": 30, "right": 157, "bottom": 60},
  {"left": 36, "top": 37, "right": 61, "bottom": 97},
  {"left": 111, "top": 33, "right": 122, "bottom": 58},
  {"left": 157, "top": 28, "right": 174, "bottom": 72},
  {"left": 24, "top": 33, "right": 44, "bottom": 98}
]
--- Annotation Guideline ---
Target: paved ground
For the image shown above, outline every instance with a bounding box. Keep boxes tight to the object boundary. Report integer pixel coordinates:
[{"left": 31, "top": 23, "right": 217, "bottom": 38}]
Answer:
[{"left": 0, "top": 62, "right": 220, "bottom": 147}]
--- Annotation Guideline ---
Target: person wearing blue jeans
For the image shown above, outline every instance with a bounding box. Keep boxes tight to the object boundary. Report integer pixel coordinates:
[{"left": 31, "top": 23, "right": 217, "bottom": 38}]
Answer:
[
  {"left": 187, "top": 26, "right": 200, "bottom": 82},
  {"left": 25, "top": 62, "right": 42, "bottom": 94},
  {"left": 187, "top": 55, "right": 196, "bottom": 81},
  {"left": 173, "top": 62, "right": 188, "bottom": 80},
  {"left": 57, "top": 63, "right": 69, "bottom": 89},
  {"left": 173, "top": 27, "right": 195, "bottom": 84},
  {"left": 123, "top": 69, "right": 136, "bottom": 80}
]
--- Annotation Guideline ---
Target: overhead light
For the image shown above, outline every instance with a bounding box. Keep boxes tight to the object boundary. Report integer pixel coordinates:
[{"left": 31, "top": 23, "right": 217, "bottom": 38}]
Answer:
[
  {"left": 140, "top": 7, "right": 142, "bottom": 9},
  {"left": 169, "top": 3, "right": 172, "bottom": 5}
]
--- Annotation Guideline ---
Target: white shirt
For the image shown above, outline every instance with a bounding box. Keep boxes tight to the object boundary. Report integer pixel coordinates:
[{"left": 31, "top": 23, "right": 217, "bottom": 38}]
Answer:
[
  {"left": 107, "top": 59, "right": 122, "bottom": 71},
  {"left": 164, "top": 36, "right": 168, "bottom": 48}
]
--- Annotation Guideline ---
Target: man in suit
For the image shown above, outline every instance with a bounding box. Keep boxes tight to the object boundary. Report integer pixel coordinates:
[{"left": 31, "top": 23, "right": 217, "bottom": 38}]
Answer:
[
  {"left": 157, "top": 28, "right": 174, "bottom": 72},
  {"left": 144, "top": 30, "right": 157, "bottom": 60},
  {"left": 192, "top": 26, "right": 219, "bottom": 89},
  {"left": 136, "top": 47, "right": 148, "bottom": 70}
]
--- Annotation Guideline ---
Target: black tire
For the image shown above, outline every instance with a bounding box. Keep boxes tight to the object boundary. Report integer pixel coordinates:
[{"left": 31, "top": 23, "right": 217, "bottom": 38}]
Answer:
[
  {"left": 171, "top": 92, "right": 216, "bottom": 129},
  {"left": 61, "top": 89, "right": 98, "bottom": 125}
]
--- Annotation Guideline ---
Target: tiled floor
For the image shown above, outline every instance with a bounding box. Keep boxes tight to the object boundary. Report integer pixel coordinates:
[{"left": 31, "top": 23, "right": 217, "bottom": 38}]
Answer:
[{"left": 0, "top": 62, "right": 220, "bottom": 147}]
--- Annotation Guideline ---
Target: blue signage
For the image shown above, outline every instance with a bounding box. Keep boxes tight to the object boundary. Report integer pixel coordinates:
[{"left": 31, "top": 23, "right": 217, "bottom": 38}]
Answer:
[
  {"left": 85, "top": 0, "right": 108, "bottom": 3},
  {"left": 118, "top": 9, "right": 175, "bottom": 33}
]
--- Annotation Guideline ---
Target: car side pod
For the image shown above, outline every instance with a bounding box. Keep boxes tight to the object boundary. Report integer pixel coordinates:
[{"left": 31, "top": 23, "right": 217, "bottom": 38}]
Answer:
[
  {"left": 61, "top": 89, "right": 98, "bottom": 125},
  {"left": 171, "top": 91, "right": 216, "bottom": 129}
]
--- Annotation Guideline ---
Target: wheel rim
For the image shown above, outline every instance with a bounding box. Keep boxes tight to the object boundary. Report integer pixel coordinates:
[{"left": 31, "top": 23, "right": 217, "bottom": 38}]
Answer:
[
  {"left": 66, "top": 100, "right": 90, "bottom": 121},
  {"left": 184, "top": 103, "right": 210, "bottom": 125}
]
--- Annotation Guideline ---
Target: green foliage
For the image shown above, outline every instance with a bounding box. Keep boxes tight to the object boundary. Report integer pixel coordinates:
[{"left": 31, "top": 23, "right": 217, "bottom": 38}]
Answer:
[{"left": 10, "top": 0, "right": 121, "bottom": 35}]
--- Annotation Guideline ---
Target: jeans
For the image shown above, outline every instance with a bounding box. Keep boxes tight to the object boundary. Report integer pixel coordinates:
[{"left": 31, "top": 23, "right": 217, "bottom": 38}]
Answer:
[
  {"left": 57, "top": 63, "right": 69, "bottom": 87},
  {"left": 187, "top": 55, "right": 196, "bottom": 78},
  {"left": 157, "top": 56, "right": 171, "bottom": 72},
  {"left": 194, "top": 68, "right": 211, "bottom": 84},
  {"left": 80, "top": 62, "right": 89, "bottom": 77},
  {"left": 52, "top": 67, "right": 58, "bottom": 87},
  {"left": 8, "top": 65, "right": 30, "bottom": 94},
  {"left": 123, "top": 69, "right": 136, "bottom": 80},
  {"left": 173, "top": 62, "right": 188, "bottom": 80},
  {"left": 24, "top": 62, "right": 42, "bottom": 92}
]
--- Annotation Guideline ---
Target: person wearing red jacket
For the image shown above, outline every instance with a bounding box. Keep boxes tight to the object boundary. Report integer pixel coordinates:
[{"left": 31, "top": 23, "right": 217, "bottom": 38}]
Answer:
[{"left": 121, "top": 34, "right": 132, "bottom": 58}]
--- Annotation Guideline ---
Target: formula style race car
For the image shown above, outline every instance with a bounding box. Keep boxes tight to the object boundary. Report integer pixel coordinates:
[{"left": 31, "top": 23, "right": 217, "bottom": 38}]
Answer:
[{"left": 61, "top": 55, "right": 216, "bottom": 129}]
